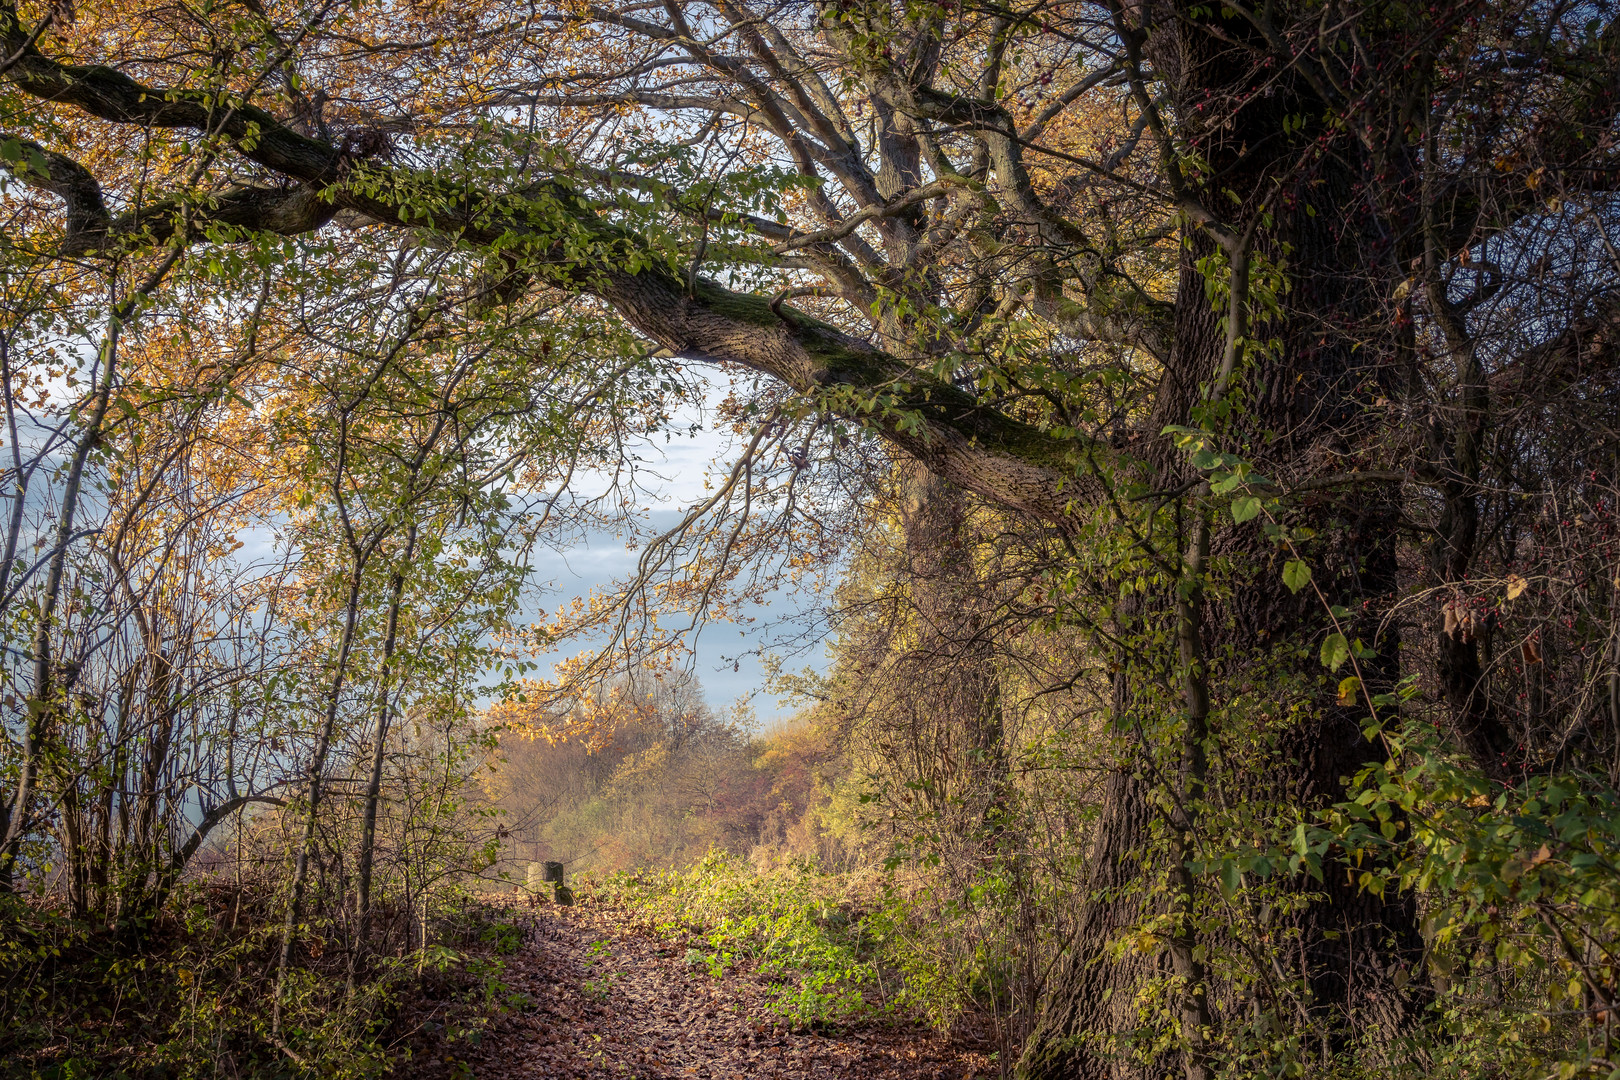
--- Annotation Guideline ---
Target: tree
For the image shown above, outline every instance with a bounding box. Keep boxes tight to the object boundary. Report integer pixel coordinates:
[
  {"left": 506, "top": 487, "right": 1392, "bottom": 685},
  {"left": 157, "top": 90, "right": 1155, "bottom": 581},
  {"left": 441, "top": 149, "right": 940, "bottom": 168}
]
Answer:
[{"left": 4, "top": 0, "right": 1619, "bottom": 1074}]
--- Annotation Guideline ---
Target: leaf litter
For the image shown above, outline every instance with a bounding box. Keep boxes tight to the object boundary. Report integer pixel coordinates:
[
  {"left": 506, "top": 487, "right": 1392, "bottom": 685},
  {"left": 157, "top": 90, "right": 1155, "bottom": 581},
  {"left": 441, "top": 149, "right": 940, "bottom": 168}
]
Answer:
[{"left": 399, "top": 901, "right": 995, "bottom": 1079}]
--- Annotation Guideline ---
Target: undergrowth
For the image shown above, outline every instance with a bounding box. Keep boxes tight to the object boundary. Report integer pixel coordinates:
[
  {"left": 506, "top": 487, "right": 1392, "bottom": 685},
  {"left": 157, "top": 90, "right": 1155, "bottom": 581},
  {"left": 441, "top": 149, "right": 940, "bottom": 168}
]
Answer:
[
  {"left": 588, "top": 852, "right": 908, "bottom": 1029},
  {"left": 0, "top": 888, "right": 532, "bottom": 1080}
]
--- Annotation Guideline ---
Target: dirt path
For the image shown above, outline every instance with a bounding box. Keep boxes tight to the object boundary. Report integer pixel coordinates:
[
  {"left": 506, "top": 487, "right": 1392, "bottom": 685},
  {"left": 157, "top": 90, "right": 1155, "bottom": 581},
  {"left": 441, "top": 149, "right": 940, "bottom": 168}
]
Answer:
[{"left": 404, "top": 903, "right": 995, "bottom": 1079}]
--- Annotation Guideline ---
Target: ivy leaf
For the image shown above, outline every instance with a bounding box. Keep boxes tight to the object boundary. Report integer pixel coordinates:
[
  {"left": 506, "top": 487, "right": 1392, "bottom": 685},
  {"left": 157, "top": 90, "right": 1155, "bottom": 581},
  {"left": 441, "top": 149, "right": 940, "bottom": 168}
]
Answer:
[
  {"left": 1321, "top": 632, "right": 1350, "bottom": 672},
  {"left": 1282, "top": 559, "right": 1312, "bottom": 593},
  {"left": 1231, "top": 495, "right": 1261, "bottom": 523}
]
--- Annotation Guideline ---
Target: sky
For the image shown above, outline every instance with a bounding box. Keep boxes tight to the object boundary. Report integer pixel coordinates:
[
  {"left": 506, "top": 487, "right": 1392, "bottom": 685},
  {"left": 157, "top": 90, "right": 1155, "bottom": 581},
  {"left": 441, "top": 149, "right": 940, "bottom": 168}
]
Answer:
[
  {"left": 522, "top": 370, "right": 832, "bottom": 728},
  {"left": 9, "top": 356, "right": 830, "bottom": 728}
]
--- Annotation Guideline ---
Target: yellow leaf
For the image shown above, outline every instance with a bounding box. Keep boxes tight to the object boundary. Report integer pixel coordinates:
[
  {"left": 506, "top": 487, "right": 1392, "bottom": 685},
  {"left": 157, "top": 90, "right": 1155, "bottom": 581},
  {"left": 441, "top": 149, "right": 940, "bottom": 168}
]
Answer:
[
  {"left": 1505, "top": 574, "right": 1528, "bottom": 600},
  {"left": 1336, "top": 676, "right": 1361, "bottom": 706}
]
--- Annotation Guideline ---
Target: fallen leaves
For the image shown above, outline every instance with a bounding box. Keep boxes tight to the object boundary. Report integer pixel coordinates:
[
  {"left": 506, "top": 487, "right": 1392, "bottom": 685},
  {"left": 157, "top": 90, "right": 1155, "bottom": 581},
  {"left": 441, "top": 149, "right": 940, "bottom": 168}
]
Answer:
[{"left": 397, "top": 901, "right": 993, "bottom": 1080}]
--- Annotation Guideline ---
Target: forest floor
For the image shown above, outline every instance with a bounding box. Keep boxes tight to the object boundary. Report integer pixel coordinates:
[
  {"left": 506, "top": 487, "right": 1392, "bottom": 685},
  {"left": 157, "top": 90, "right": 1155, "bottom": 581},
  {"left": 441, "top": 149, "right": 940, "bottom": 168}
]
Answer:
[{"left": 400, "top": 899, "right": 997, "bottom": 1080}]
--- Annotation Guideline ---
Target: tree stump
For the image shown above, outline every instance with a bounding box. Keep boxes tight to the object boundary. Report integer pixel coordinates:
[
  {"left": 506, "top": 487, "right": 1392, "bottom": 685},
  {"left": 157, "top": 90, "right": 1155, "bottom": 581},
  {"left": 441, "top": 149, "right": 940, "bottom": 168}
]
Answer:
[{"left": 541, "top": 861, "right": 572, "bottom": 905}]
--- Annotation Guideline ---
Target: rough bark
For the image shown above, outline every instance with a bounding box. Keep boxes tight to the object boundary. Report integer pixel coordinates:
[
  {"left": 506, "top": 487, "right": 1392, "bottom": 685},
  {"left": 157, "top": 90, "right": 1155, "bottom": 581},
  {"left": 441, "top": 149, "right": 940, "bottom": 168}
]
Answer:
[
  {"left": 1020, "top": 2, "right": 1429, "bottom": 1071},
  {"left": 1019, "top": 756, "right": 1156, "bottom": 1078},
  {"left": 895, "top": 463, "right": 1008, "bottom": 794}
]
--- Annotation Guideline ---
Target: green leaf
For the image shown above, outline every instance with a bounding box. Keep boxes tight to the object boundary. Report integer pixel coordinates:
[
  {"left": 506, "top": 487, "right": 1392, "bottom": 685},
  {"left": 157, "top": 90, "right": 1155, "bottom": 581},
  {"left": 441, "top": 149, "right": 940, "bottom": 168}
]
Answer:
[
  {"left": 1321, "top": 632, "right": 1350, "bottom": 672},
  {"left": 1282, "top": 559, "right": 1311, "bottom": 593},
  {"left": 1220, "top": 859, "right": 1241, "bottom": 899},
  {"left": 1231, "top": 495, "right": 1261, "bottom": 523}
]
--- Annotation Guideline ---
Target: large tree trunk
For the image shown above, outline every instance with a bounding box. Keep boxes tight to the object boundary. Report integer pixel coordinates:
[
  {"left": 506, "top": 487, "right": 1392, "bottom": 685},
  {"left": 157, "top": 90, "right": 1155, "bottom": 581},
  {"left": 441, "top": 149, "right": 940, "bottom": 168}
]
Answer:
[
  {"left": 1019, "top": 727, "right": 1157, "bottom": 1078},
  {"left": 1021, "top": 308, "right": 1424, "bottom": 1080},
  {"left": 895, "top": 464, "right": 1009, "bottom": 802},
  {"left": 895, "top": 465, "right": 1050, "bottom": 1047},
  {"left": 1020, "top": 4, "right": 1425, "bottom": 1074}
]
